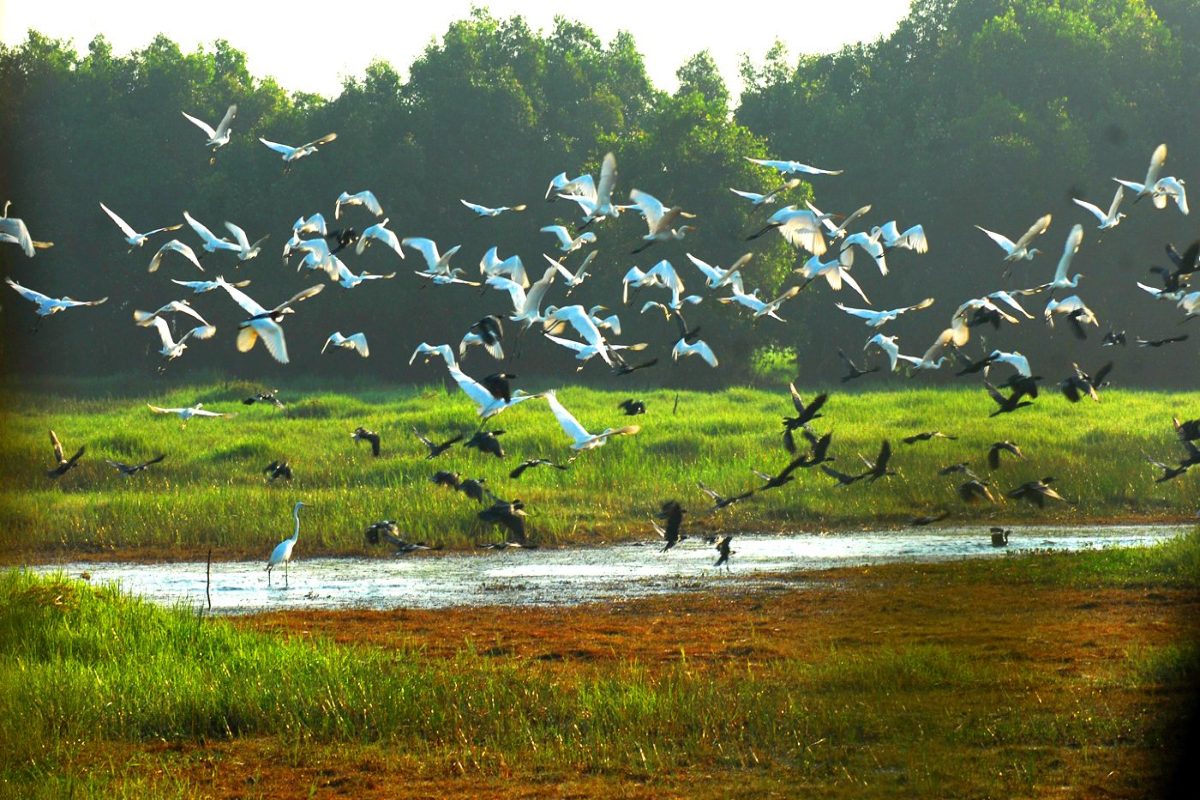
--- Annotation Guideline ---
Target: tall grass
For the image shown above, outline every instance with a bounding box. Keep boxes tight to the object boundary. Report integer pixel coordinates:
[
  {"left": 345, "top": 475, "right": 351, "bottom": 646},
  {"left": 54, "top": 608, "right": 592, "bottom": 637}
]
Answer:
[{"left": 1, "top": 381, "right": 1196, "bottom": 558}]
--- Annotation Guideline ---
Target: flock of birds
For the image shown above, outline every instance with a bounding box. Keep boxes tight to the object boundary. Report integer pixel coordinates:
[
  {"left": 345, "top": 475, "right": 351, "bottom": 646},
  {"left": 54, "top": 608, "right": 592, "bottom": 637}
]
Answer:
[{"left": 4, "top": 101, "right": 1197, "bottom": 583}]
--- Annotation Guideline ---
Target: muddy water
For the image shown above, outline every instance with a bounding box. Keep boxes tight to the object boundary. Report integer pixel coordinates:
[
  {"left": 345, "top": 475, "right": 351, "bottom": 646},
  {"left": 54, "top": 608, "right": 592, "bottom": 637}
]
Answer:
[{"left": 27, "top": 525, "right": 1187, "bottom": 614}]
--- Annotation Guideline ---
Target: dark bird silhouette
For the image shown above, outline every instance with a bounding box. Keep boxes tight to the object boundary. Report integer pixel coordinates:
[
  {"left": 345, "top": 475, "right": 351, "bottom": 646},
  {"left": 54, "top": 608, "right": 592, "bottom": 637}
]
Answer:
[
  {"left": 858, "top": 440, "right": 896, "bottom": 482},
  {"left": 1059, "top": 362, "right": 1112, "bottom": 403},
  {"left": 262, "top": 460, "right": 293, "bottom": 483},
  {"left": 431, "top": 470, "right": 462, "bottom": 489},
  {"left": 713, "top": 535, "right": 734, "bottom": 570},
  {"left": 1175, "top": 417, "right": 1200, "bottom": 442},
  {"left": 938, "top": 462, "right": 975, "bottom": 477},
  {"left": 479, "top": 498, "right": 527, "bottom": 544},
  {"left": 783, "top": 385, "right": 827, "bottom": 429},
  {"left": 902, "top": 431, "right": 957, "bottom": 445},
  {"left": 958, "top": 479, "right": 997, "bottom": 503},
  {"left": 365, "top": 521, "right": 436, "bottom": 553},
  {"left": 351, "top": 426, "right": 380, "bottom": 457},
  {"left": 998, "top": 372, "right": 1041, "bottom": 401},
  {"left": 412, "top": 427, "right": 464, "bottom": 459},
  {"left": 787, "top": 428, "right": 834, "bottom": 465},
  {"left": 106, "top": 454, "right": 166, "bottom": 477},
  {"left": 837, "top": 348, "right": 879, "bottom": 382},
  {"left": 985, "top": 381, "right": 1034, "bottom": 416},
  {"left": 46, "top": 430, "right": 84, "bottom": 479},
  {"left": 509, "top": 458, "right": 572, "bottom": 479},
  {"left": 616, "top": 357, "right": 658, "bottom": 375},
  {"left": 1153, "top": 240, "right": 1200, "bottom": 292},
  {"left": 990, "top": 527, "right": 1010, "bottom": 547},
  {"left": 1180, "top": 439, "right": 1200, "bottom": 469},
  {"left": 656, "top": 500, "right": 687, "bottom": 552},
  {"left": 243, "top": 389, "right": 284, "bottom": 408},
  {"left": 458, "top": 478, "right": 490, "bottom": 502},
  {"left": 326, "top": 227, "right": 360, "bottom": 254},
  {"left": 1137, "top": 334, "right": 1189, "bottom": 348},
  {"left": 697, "top": 481, "right": 755, "bottom": 514},
  {"left": 1007, "top": 477, "right": 1067, "bottom": 507},
  {"left": 910, "top": 511, "right": 950, "bottom": 526},
  {"left": 465, "top": 429, "right": 505, "bottom": 458},
  {"left": 752, "top": 453, "right": 810, "bottom": 491},
  {"left": 480, "top": 372, "right": 516, "bottom": 404},
  {"left": 987, "top": 441, "right": 1024, "bottom": 469},
  {"left": 1101, "top": 329, "right": 1127, "bottom": 347},
  {"left": 1146, "top": 456, "right": 1190, "bottom": 483},
  {"left": 465, "top": 315, "right": 505, "bottom": 359},
  {"left": 618, "top": 398, "right": 646, "bottom": 416},
  {"left": 955, "top": 352, "right": 996, "bottom": 376},
  {"left": 821, "top": 464, "right": 863, "bottom": 486}
]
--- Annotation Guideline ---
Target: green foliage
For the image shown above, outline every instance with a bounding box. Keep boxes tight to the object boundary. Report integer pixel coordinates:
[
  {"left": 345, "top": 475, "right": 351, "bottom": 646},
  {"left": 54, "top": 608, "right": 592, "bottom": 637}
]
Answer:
[{"left": 0, "top": 382, "right": 1196, "bottom": 559}]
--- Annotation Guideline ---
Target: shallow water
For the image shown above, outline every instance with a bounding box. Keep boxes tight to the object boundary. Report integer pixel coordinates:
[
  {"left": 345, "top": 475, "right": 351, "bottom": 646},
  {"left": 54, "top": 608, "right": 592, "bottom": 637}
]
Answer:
[{"left": 26, "top": 525, "right": 1187, "bottom": 614}]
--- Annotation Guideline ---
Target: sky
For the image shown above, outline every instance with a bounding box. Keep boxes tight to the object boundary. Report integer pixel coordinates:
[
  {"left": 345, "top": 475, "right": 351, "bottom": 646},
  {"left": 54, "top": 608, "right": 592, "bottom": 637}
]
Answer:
[{"left": 0, "top": 0, "right": 912, "bottom": 98}]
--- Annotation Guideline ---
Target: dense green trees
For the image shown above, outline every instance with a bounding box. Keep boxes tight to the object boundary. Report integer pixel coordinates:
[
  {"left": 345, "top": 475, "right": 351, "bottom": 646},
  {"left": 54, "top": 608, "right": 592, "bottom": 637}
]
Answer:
[{"left": 1, "top": 1, "right": 1195, "bottom": 386}]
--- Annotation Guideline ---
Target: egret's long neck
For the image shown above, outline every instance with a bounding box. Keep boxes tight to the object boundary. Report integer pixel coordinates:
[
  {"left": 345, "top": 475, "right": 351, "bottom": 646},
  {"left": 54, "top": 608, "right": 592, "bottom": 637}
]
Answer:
[{"left": 291, "top": 508, "right": 302, "bottom": 541}]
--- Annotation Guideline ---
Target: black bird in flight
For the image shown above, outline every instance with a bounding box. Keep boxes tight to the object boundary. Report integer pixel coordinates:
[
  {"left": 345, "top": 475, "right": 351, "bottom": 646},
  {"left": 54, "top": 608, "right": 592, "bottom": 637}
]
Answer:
[
  {"left": 351, "top": 426, "right": 381, "bottom": 457},
  {"left": 412, "top": 427, "right": 464, "bottom": 459},
  {"left": 837, "top": 348, "right": 879, "bottom": 382},
  {"left": 509, "top": 458, "right": 572, "bottom": 479},
  {"left": 902, "top": 431, "right": 957, "bottom": 445},
  {"left": 46, "top": 430, "right": 85, "bottom": 479},
  {"left": 243, "top": 389, "right": 284, "bottom": 408},
  {"left": 821, "top": 464, "right": 863, "bottom": 486},
  {"left": 465, "top": 429, "right": 505, "bottom": 458},
  {"left": 106, "top": 454, "right": 166, "bottom": 477},
  {"left": 1174, "top": 416, "right": 1200, "bottom": 442},
  {"left": 858, "top": 440, "right": 896, "bottom": 482},
  {"left": 262, "top": 460, "right": 293, "bottom": 483},
  {"left": 618, "top": 398, "right": 646, "bottom": 416},
  {"left": 1137, "top": 334, "right": 1188, "bottom": 348},
  {"left": 478, "top": 497, "right": 527, "bottom": 544},
  {"left": 984, "top": 381, "right": 1034, "bottom": 416},
  {"left": 458, "top": 478, "right": 490, "bottom": 502},
  {"left": 697, "top": 481, "right": 755, "bottom": 514},
  {"left": 656, "top": 500, "right": 686, "bottom": 552},
  {"left": 616, "top": 357, "right": 659, "bottom": 376},
  {"left": 1006, "top": 477, "right": 1067, "bottom": 507},
  {"left": 958, "top": 479, "right": 997, "bottom": 503},
  {"left": 1059, "top": 362, "right": 1112, "bottom": 403},
  {"left": 1146, "top": 455, "right": 1190, "bottom": 483},
  {"left": 752, "top": 453, "right": 810, "bottom": 491},
  {"left": 431, "top": 470, "right": 462, "bottom": 489},
  {"left": 480, "top": 372, "right": 516, "bottom": 404},
  {"left": 1101, "top": 329, "right": 1127, "bottom": 347},
  {"left": 987, "top": 441, "right": 1024, "bottom": 469}
]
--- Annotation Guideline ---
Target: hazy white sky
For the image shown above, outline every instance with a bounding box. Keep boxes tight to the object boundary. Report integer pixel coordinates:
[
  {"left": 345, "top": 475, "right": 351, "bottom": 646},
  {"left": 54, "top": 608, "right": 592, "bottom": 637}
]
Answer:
[{"left": 0, "top": 1, "right": 911, "bottom": 98}]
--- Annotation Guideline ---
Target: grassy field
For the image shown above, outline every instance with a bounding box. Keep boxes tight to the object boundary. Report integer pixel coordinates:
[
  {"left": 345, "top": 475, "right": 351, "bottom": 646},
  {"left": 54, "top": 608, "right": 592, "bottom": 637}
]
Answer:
[
  {"left": 1, "top": 378, "right": 1197, "bottom": 561},
  {"left": 0, "top": 532, "right": 1197, "bottom": 798}
]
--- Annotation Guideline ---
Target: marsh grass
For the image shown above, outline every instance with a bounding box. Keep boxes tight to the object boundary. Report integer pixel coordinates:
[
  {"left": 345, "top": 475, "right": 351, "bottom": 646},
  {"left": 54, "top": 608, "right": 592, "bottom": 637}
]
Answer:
[
  {"left": 1, "top": 381, "right": 1197, "bottom": 559},
  {"left": 0, "top": 528, "right": 1196, "bottom": 797}
]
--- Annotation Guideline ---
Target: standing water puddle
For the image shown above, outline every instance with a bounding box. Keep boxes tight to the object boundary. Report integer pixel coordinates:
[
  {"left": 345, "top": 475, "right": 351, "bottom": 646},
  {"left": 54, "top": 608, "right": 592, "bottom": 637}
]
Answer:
[{"left": 26, "top": 525, "right": 1189, "bottom": 614}]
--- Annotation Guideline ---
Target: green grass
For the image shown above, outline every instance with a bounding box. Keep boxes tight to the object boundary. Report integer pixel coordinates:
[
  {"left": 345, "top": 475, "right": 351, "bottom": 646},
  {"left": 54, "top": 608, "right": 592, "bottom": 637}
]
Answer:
[
  {"left": 1, "top": 380, "right": 1197, "bottom": 559},
  {"left": 0, "top": 530, "right": 1196, "bottom": 797}
]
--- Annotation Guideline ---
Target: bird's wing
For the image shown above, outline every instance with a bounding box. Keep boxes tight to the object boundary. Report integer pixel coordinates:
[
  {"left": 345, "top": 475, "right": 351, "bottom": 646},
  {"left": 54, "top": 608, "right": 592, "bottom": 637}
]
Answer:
[
  {"left": 184, "top": 211, "right": 232, "bottom": 249},
  {"left": 6, "top": 277, "right": 52, "bottom": 305},
  {"left": 543, "top": 391, "right": 592, "bottom": 444},
  {"left": 217, "top": 279, "right": 268, "bottom": 316},
  {"left": 595, "top": 152, "right": 618, "bottom": 206},
  {"left": 835, "top": 302, "right": 878, "bottom": 322},
  {"left": 146, "top": 404, "right": 177, "bottom": 414},
  {"left": 271, "top": 284, "right": 324, "bottom": 314},
  {"left": 358, "top": 191, "right": 383, "bottom": 216},
  {"left": 213, "top": 104, "right": 237, "bottom": 137},
  {"left": 322, "top": 332, "right": 341, "bottom": 353},
  {"left": 1144, "top": 142, "right": 1167, "bottom": 187},
  {"left": 975, "top": 225, "right": 1016, "bottom": 253},
  {"left": 359, "top": 223, "right": 403, "bottom": 257},
  {"left": 541, "top": 225, "right": 572, "bottom": 248},
  {"left": 460, "top": 199, "right": 490, "bottom": 216},
  {"left": 1071, "top": 197, "right": 1106, "bottom": 223},
  {"left": 402, "top": 237, "right": 441, "bottom": 270},
  {"left": 258, "top": 137, "right": 294, "bottom": 156},
  {"left": 629, "top": 188, "right": 665, "bottom": 230},
  {"left": 248, "top": 319, "right": 288, "bottom": 363},
  {"left": 1011, "top": 214, "right": 1052, "bottom": 251},
  {"left": 300, "top": 132, "right": 337, "bottom": 149},
  {"left": 49, "top": 429, "right": 64, "bottom": 462},
  {"left": 685, "top": 252, "right": 721, "bottom": 283},
  {"left": 224, "top": 221, "right": 251, "bottom": 250},
  {"left": 100, "top": 203, "right": 138, "bottom": 239},
  {"left": 730, "top": 188, "right": 765, "bottom": 203},
  {"left": 348, "top": 333, "right": 369, "bottom": 357},
  {"left": 838, "top": 269, "right": 871, "bottom": 305},
  {"left": 180, "top": 110, "right": 216, "bottom": 138},
  {"left": 150, "top": 316, "right": 177, "bottom": 348},
  {"left": 1105, "top": 184, "right": 1126, "bottom": 218},
  {"left": 1053, "top": 224, "right": 1084, "bottom": 283}
]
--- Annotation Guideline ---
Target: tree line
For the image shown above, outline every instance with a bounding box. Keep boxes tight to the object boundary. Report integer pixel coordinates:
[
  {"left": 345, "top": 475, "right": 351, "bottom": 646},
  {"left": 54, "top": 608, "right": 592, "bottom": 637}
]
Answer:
[{"left": 1, "top": 0, "right": 1196, "bottom": 388}]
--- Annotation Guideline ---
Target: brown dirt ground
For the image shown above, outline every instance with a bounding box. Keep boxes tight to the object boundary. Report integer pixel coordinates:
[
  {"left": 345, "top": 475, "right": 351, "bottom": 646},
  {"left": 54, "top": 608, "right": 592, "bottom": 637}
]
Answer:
[{"left": 67, "top": 560, "right": 1200, "bottom": 798}]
